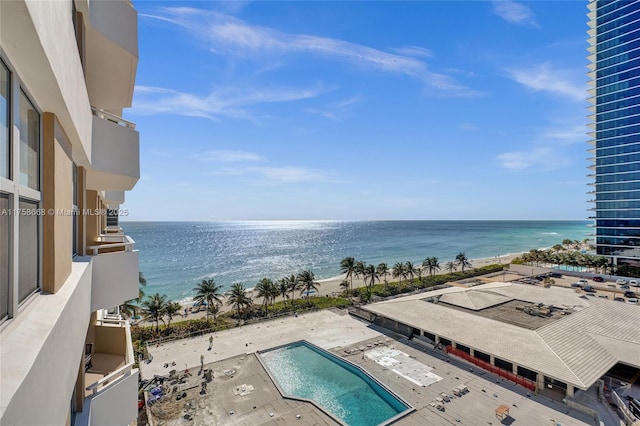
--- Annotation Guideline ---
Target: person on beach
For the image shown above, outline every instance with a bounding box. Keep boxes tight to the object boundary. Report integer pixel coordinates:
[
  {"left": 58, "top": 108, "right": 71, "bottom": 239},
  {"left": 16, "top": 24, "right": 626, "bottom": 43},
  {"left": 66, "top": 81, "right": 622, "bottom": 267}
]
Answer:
[{"left": 208, "top": 335, "right": 213, "bottom": 351}]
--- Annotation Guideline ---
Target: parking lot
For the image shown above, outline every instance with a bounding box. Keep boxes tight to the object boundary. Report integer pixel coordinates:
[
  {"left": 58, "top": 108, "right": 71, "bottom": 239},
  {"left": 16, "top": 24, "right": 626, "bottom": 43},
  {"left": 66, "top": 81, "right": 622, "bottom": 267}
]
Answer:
[{"left": 513, "top": 272, "right": 640, "bottom": 304}]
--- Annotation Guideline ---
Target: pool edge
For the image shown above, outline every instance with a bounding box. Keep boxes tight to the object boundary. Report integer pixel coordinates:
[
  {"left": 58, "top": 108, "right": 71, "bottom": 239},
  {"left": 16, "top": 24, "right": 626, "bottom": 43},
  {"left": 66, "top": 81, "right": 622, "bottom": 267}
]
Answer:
[{"left": 256, "top": 340, "right": 415, "bottom": 426}]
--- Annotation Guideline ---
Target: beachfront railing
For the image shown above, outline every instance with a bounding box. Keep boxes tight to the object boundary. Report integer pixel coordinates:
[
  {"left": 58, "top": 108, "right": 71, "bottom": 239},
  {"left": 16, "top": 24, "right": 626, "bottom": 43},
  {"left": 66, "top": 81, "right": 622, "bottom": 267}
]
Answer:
[{"left": 87, "top": 235, "right": 136, "bottom": 255}]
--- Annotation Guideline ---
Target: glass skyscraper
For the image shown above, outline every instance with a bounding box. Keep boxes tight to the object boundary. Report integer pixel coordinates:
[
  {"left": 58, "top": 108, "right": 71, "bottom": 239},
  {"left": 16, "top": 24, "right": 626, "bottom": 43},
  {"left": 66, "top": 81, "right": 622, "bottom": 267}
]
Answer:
[{"left": 589, "top": 0, "right": 640, "bottom": 274}]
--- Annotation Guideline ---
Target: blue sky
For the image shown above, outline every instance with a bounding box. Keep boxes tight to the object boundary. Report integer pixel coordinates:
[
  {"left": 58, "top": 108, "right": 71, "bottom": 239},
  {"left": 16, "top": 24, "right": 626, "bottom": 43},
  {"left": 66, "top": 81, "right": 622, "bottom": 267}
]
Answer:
[{"left": 124, "top": 0, "right": 590, "bottom": 221}]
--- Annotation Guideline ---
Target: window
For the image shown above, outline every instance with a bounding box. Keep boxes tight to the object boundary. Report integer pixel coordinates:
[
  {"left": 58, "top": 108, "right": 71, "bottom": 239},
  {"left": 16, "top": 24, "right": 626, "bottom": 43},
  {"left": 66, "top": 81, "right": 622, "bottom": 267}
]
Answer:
[
  {"left": 0, "top": 60, "right": 9, "bottom": 179},
  {"left": 0, "top": 55, "right": 41, "bottom": 322},
  {"left": 72, "top": 163, "right": 78, "bottom": 256},
  {"left": 19, "top": 91, "right": 39, "bottom": 190},
  {"left": 0, "top": 193, "right": 8, "bottom": 319}
]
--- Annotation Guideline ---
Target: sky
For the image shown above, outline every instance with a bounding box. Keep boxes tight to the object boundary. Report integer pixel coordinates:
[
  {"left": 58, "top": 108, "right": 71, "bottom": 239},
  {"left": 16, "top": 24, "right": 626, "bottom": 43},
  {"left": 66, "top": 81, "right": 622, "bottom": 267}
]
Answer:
[{"left": 123, "top": 0, "right": 591, "bottom": 221}]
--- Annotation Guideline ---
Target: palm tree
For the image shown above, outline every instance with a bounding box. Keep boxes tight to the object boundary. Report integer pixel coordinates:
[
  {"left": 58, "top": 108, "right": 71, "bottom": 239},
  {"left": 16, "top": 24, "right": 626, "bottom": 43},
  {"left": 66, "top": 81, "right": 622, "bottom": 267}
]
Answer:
[
  {"left": 298, "top": 270, "right": 319, "bottom": 305},
  {"left": 455, "top": 252, "right": 472, "bottom": 273},
  {"left": 207, "top": 302, "right": 221, "bottom": 322},
  {"left": 392, "top": 262, "right": 405, "bottom": 287},
  {"left": 405, "top": 261, "right": 416, "bottom": 289},
  {"left": 120, "top": 271, "right": 148, "bottom": 319},
  {"left": 193, "top": 278, "right": 223, "bottom": 321},
  {"left": 445, "top": 261, "right": 456, "bottom": 274},
  {"left": 376, "top": 263, "right": 389, "bottom": 290},
  {"left": 354, "top": 260, "right": 365, "bottom": 283},
  {"left": 339, "top": 279, "right": 350, "bottom": 295},
  {"left": 363, "top": 263, "right": 378, "bottom": 297},
  {"left": 256, "top": 278, "right": 275, "bottom": 312},
  {"left": 423, "top": 256, "right": 441, "bottom": 276},
  {"left": 226, "top": 282, "right": 252, "bottom": 319},
  {"left": 163, "top": 301, "right": 182, "bottom": 327},
  {"left": 285, "top": 274, "right": 301, "bottom": 306},
  {"left": 277, "top": 278, "right": 290, "bottom": 307},
  {"left": 141, "top": 293, "right": 167, "bottom": 332},
  {"left": 340, "top": 257, "right": 356, "bottom": 293}
]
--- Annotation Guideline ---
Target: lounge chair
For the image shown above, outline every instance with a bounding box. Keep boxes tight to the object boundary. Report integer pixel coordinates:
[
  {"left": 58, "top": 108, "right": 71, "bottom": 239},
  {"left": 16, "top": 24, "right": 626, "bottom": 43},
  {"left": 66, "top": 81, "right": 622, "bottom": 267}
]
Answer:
[{"left": 440, "top": 392, "right": 450, "bottom": 402}]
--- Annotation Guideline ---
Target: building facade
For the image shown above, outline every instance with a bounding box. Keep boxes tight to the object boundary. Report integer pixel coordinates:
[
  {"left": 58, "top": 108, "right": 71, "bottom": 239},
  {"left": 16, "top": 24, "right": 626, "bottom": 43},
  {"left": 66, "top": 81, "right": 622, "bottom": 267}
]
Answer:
[
  {"left": 0, "top": 1, "right": 141, "bottom": 425},
  {"left": 589, "top": 0, "right": 640, "bottom": 274}
]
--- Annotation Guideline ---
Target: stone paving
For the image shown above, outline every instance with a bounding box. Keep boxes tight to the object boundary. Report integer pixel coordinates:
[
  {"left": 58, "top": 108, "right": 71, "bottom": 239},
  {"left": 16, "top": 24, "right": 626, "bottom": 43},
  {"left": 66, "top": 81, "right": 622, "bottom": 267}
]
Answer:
[{"left": 144, "top": 309, "right": 599, "bottom": 426}]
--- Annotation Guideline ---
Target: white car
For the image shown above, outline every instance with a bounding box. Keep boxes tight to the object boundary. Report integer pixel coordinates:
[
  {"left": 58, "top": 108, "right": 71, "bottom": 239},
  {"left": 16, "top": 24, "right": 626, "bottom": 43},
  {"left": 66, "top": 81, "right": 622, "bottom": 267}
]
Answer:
[
  {"left": 616, "top": 279, "right": 627, "bottom": 285},
  {"left": 627, "top": 298, "right": 638, "bottom": 305},
  {"left": 630, "top": 279, "right": 639, "bottom": 287}
]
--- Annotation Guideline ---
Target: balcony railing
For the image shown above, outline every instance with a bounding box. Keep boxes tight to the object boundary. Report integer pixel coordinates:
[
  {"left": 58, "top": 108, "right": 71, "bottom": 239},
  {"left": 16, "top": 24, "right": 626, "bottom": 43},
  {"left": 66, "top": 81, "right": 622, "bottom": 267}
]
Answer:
[
  {"left": 85, "top": 318, "right": 135, "bottom": 396},
  {"left": 87, "top": 235, "right": 135, "bottom": 255},
  {"left": 91, "top": 107, "right": 136, "bottom": 129},
  {"left": 77, "top": 317, "right": 139, "bottom": 426},
  {"left": 89, "top": 236, "right": 139, "bottom": 311}
]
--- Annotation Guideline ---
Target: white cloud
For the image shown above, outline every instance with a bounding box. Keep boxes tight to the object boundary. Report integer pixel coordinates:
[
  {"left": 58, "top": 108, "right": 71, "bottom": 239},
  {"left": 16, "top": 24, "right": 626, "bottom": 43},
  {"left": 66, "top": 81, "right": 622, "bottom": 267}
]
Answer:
[
  {"left": 492, "top": 1, "right": 538, "bottom": 27},
  {"left": 497, "top": 147, "right": 570, "bottom": 170},
  {"left": 195, "top": 150, "right": 264, "bottom": 162},
  {"left": 543, "top": 125, "right": 588, "bottom": 144},
  {"left": 250, "top": 167, "right": 329, "bottom": 183},
  {"left": 390, "top": 46, "right": 432, "bottom": 58},
  {"left": 305, "top": 96, "right": 364, "bottom": 120},
  {"left": 133, "top": 84, "right": 329, "bottom": 120},
  {"left": 144, "top": 7, "right": 477, "bottom": 96},
  {"left": 505, "top": 63, "right": 586, "bottom": 101}
]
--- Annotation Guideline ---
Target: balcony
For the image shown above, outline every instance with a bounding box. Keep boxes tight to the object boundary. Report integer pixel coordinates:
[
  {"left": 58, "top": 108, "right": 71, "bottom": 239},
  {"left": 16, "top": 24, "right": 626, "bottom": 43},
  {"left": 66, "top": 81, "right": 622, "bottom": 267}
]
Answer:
[
  {"left": 75, "top": 317, "right": 139, "bottom": 426},
  {"left": 83, "top": 0, "right": 138, "bottom": 109},
  {"left": 86, "top": 108, "right": 139, "bottom": 191},
  {"left": 89, "top": 235, "right": 139, "bottom": 312}
]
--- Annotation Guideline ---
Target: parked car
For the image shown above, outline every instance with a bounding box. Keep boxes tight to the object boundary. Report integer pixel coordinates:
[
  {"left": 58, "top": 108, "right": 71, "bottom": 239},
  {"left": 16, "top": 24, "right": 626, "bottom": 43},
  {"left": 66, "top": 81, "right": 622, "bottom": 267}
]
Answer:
[
  {"left": 624, "top": 291, "right": 637, "bottom": 298},
  {"left": 616, "top": 279, "right": 627, "bottom": 285},
  {"left": 614, "top": 297, "right": 626, "bottom": 302},
  {"left": 549, "top": 272, "right": 563, "bottom": 278},
  {"left": 592, "top": 276, "right": 604, "bottom": 282},
  {"left": 571, "top": 282, "right": 585, "bottom": 288},
  {"left": 583, "top": 285, "right": 597, "bottom": 293},
  {"left": 627, "top": 298, "right": 638, "bottom": 305},
  {"left": 598, "top": 295, "right": 609, "bottom": 299},
  {"left": 630, "top": 279, "right": 639, "bottom": 287},
  {"left": 607, "top": 283, "right": 617, "bottom": 288},
  {"left": 620, "top": 284, "right": 630, "bottom": 290}
]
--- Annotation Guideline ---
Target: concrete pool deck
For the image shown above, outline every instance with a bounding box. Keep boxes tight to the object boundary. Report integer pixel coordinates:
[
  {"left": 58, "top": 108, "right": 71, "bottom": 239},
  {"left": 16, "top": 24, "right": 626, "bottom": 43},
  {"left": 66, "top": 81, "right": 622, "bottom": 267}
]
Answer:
[{"left": 143, "top": 309, "right": 596, "bottom": 426}]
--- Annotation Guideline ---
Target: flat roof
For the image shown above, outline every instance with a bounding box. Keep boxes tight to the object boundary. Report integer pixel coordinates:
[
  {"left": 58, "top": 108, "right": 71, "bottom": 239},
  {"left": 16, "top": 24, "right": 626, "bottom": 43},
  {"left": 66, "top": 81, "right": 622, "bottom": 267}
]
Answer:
[{"left": 364, "top": 282, "right": 640, "bottom": 390}]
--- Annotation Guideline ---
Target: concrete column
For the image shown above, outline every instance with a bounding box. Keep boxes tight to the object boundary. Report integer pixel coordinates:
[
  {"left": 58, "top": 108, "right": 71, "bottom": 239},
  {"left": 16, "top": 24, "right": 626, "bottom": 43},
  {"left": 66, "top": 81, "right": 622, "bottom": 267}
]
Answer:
[
  {"left": 434, "top": 336, "right": 440, "bottom": 345},
  {"left": 85, "top": 190, "right": 99, "bottom": 248},
  {"left": 536, "top": 374, "right": 545, "bottom": 393},
  {"left": 489, "top": 355, "right": 495, "bottom": 366},
  {"left": 451, "top": 342, "right": 457, "bottom": 349},
  {"left": 42, "top": 113, "right": 73, "bottom": 293},
  {"left": 512, "top": 363, "right": 518, "bottom": 375},
  {"left": 565, "top": 385, "right": 574, "bottom": 398}
]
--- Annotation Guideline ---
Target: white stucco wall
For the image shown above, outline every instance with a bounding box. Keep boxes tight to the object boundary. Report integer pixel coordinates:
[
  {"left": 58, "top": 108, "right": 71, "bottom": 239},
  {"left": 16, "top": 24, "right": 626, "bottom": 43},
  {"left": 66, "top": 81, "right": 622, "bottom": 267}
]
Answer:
[
  {"left": 91, "top": 250, "right": 139, "bottom": 312},
  {"left": 0, "top": 261, "right": 92, "bottom": 426},
  {"left": 0, "top": 0, "right": 93, "bottom": 167}
]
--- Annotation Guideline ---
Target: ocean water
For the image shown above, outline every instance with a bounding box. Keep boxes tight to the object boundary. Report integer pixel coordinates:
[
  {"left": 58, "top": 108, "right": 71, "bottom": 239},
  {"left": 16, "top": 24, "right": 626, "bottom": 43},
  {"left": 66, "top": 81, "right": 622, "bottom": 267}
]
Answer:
[{"left": 121, "top": 220, "right": 591, "bottom": 303}]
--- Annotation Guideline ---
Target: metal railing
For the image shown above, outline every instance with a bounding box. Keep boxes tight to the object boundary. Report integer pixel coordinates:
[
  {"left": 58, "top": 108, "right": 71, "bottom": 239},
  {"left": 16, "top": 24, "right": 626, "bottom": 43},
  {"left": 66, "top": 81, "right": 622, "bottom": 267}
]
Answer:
[
  {"left": 91, "top": 107, "right": 136, "bottom": 129},
  {"left": 86, "top": 235, "right": 135, "bottom": 255},
  {"left": 85, "top": 362, "right": 136, "bottom": 396}
]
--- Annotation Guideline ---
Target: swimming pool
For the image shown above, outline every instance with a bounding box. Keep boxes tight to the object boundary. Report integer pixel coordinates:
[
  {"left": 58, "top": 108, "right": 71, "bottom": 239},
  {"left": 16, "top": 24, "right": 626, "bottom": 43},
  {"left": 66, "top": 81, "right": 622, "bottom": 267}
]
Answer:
[{"left": 258, "top": 341, "right": 412, "bottom": 426}]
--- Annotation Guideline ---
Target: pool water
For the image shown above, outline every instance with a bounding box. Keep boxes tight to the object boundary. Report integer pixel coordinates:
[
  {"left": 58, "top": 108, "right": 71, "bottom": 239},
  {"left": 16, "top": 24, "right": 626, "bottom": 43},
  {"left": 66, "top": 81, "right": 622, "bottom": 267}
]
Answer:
[{"left": 259, "top": 342, "right": 410, "bottom": 426}]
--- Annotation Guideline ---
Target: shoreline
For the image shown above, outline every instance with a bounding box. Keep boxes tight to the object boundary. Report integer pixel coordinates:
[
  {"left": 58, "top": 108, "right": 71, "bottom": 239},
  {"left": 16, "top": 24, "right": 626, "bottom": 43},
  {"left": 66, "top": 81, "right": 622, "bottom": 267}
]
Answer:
[{"left": 143, "top": 250, "right": 527, "bottom": 325}]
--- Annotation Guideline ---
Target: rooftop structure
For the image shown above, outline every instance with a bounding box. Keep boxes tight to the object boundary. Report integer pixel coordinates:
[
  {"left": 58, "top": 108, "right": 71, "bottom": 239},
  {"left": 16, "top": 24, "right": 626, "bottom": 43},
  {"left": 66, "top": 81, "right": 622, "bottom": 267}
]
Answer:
[
  {"left": 362, "top": 282, "right": 640, "bottom": 398},
  {"left": 0, "top": 1, "right": 141, "bottom": 425}
]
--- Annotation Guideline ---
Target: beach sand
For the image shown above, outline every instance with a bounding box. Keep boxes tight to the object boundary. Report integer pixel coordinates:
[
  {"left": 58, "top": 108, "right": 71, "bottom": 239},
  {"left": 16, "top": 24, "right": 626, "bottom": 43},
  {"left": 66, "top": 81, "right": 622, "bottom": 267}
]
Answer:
[{"left": 161, "top": 252, "right": 523, "bottom": 324}]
